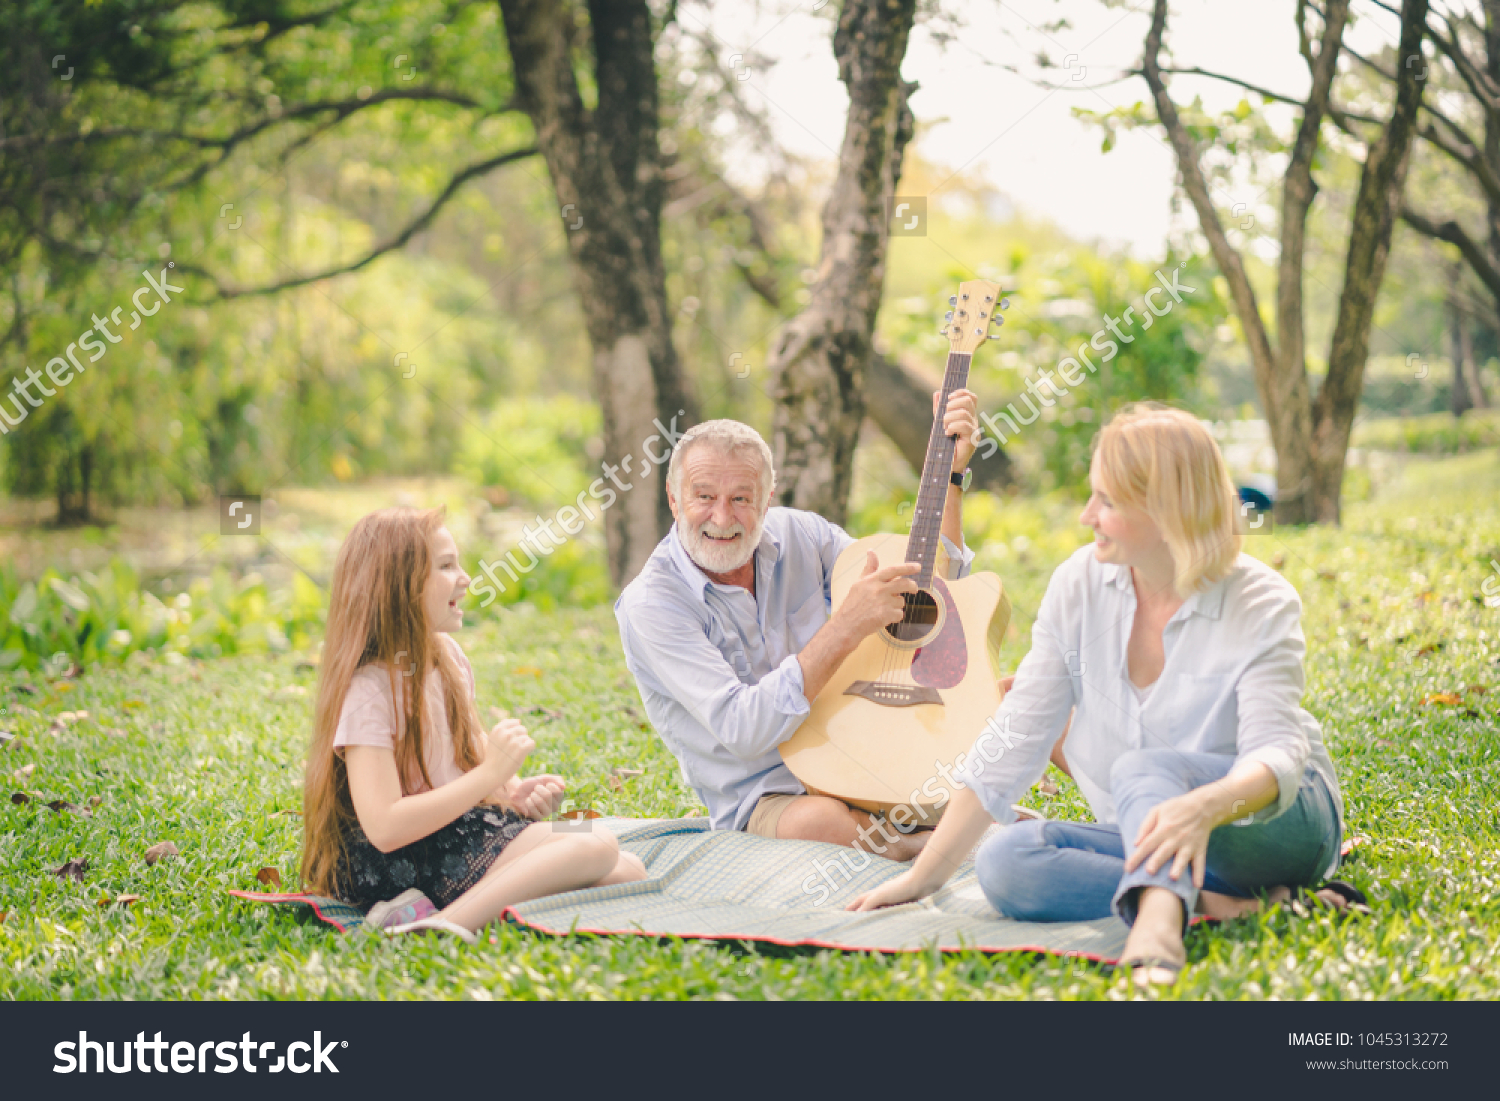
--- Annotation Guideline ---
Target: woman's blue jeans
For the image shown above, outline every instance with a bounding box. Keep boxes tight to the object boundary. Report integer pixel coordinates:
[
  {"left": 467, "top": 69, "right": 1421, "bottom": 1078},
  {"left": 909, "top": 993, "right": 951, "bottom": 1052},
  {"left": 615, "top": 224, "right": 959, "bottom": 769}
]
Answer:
[{"left": 974, "top": 749, "right": 1341, "bottom": 925}]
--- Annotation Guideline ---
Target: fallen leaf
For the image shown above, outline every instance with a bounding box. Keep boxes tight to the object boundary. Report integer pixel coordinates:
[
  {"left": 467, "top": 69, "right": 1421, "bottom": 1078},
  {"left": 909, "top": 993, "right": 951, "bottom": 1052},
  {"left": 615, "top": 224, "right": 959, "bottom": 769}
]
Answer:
[
  {"left": 54, "top": 681, "right": 74, "bottom": 693},
  {"left": 513, "top": 665, "right": 543, "bottom": 678},
  {"left": 104, "top": 727, "right": 127, "bottom": 738},
  {"left": 1464, "top": 685, "right": 1488, "bottom": 696},
  {"left": 87, "top": 795, "right": 102, "bottom": 808},
  {"left": 12, "top": 684, "right": 37, "bottom": 696},
  {"left": 524, "top": 706, "right": 563, "bottom": 721},
  {"left": 559, "top": 807, "right": 601, "bottom": 820},
  {"left": 11, "top": 791, "right": 30, "bottom": 804},
  {"left": 144, "top": 841, "right": 179, "bottom": 865},
  {"left": 122, "top": 699, "right": 145, "bottom": 709},
  {"left": 256, "top": 867, "right": 282, "bottom": 888},
  {"left": 1374, "top": 739, "right": 1396, "bottom": 749},
  {"left": 1340, "top": 835, "right": 1369, "bottom": 858},
  {"left": 97, "top": 893, "right": 141, "bottom": 908},
  {"left": 1317, "top": 568, "right": 1336, "bottom": 581},
  {"left": 52, "top": 857, "right": 88, "bottom": 882},
  {"left": 1038, "top": 778, "right": 1059, "bottom": 795},
  {"left": 268, "top": 685, "right": 308, "bottom": 701},
  {"left": 1422, "top": 692, "right": 1464, "bottom": 706},
  {"left": 0, "top": 911, "right": 7, "bottom": 924},
  {"left": 14, "top": 763, "right": 35, "bottom": 779},
  {"left": 1271, "top": 552, "right": 1286, "bottom": 570},
  {"left": 46, "top": 799, "right": 90, "bottom": 817}
]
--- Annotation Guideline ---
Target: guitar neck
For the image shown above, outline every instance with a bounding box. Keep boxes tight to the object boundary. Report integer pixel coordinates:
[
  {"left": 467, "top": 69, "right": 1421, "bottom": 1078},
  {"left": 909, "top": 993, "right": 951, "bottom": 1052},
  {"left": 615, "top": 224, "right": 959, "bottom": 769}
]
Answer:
[{"left": 905, "top": 350, "right": 972, "bottom": 590}]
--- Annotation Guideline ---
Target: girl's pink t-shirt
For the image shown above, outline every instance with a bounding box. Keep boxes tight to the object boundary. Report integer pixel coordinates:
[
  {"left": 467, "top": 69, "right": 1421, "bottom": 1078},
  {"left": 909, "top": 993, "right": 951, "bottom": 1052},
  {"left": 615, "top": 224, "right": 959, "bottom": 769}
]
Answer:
[{"left": 332, "top": 633, "right": 477, "bottom": 794}]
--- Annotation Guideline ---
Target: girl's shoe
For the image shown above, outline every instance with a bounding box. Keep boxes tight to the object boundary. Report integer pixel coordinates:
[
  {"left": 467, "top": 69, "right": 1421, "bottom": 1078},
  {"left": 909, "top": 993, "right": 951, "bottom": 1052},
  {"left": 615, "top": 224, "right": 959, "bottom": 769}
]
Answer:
[
  {"left": 365, "top": 888, "right": 436, "bottom": 931},
  {"left": 386, "top": 915, "right": 479, "bottom": 945}
]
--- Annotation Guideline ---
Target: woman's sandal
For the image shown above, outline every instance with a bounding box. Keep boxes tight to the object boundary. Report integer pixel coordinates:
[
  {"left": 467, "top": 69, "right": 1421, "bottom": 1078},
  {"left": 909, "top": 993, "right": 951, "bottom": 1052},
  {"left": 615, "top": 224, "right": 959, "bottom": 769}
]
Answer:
[{"left": 1281, "top": 879, "right": 1371, "bottom": 917}]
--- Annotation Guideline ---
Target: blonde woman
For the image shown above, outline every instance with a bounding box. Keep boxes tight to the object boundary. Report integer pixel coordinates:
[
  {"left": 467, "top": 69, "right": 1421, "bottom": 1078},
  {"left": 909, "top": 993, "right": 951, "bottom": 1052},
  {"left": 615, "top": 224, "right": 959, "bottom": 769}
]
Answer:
[{"left": 850, "top": 404, "right": 1364, "bottom": 984}]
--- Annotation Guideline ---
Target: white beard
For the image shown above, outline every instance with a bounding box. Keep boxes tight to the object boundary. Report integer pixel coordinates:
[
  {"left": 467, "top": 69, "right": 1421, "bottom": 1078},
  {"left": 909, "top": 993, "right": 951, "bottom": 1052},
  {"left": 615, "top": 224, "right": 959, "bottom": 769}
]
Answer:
[{"left": 680, "top": 513, "right": 764, "bottom": 575}]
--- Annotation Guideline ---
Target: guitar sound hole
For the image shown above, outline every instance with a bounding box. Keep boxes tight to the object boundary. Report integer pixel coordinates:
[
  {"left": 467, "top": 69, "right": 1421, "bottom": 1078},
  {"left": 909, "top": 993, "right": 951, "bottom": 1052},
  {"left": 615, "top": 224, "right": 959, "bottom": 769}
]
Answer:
[{"left": 886, "top": 590, "right": 939, "bottom": 643}]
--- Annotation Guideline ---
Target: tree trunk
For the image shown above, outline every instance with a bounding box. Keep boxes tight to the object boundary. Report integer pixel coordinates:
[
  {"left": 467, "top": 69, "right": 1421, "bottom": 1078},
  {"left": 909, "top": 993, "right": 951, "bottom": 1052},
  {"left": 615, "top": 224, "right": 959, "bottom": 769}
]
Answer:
[
  {"left": 1142, "top": 0, "right": 1426, "bottom": 525},
  {"left": 1449, "top": 269, "right": 1476, "bottom": 416},
  {"left": 768, "top": 0, "right": 919, "bottom": 525},
  {"left": 498, "top": 0, "right": 698, "bottom": 587},
  {"left": 1310, "top": 0, "right": 1429, "bottom": 522},
  {"left": 865, "top": 351, "right": 1015, "bottom": 491}
]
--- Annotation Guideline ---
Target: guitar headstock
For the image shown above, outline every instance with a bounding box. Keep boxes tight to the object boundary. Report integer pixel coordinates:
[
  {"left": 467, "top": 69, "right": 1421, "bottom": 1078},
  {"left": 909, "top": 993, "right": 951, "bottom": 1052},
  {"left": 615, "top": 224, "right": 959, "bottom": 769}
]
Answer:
[{"left": 941, "top": 279, "right": 1008, "bottom": 354}]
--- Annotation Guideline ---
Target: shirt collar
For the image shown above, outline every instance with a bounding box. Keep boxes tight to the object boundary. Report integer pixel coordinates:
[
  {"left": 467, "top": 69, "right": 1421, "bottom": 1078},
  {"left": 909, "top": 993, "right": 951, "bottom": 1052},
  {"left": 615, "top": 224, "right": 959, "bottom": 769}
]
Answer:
[{"left": 666, "top": 517, "right": 781, "bottom": 601}]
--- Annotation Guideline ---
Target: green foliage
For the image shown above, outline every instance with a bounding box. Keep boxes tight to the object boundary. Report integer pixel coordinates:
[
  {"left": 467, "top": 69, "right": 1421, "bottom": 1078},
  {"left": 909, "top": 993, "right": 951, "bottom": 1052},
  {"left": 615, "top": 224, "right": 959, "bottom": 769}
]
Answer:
[
  {"left": 454, "top": 397, "right": 600, "bottom": 510},
  {"left": 0, "top": 561, "right": 326, "bottom": 672},
  {"left": 1354, "top": 410, "right": 1500, "bottom": 454},
  {"left": 464, "top": 538, "right": 612, "bottom": 615}
]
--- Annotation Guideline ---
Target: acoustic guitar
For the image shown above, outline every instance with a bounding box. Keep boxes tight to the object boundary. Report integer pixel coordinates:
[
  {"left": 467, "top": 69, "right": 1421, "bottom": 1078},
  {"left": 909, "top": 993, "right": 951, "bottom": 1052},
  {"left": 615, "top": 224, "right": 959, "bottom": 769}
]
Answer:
[{"left": 779, "top": 278, "right": 1012, "bottom": 821}]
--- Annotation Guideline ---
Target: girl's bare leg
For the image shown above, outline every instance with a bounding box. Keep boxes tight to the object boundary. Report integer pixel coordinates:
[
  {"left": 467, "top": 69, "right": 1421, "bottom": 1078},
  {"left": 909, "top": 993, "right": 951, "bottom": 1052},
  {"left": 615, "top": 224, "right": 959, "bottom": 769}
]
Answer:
[
  {"left": 438, "top": 823, "right": 622, "bottom": 932},
  {"left": 595, "top": 851, "right": 646, "bottom": 886}
]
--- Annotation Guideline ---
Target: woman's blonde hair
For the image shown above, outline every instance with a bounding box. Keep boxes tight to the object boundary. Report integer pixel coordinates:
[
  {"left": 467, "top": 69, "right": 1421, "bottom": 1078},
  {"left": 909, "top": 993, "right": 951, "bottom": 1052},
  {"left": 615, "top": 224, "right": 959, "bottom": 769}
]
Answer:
[
  {"left": 1092, "top": 403, "right": 1241, "bottom": 597},
  {"left": 300, "top": 506, "right": 485, "bottom": 895}
]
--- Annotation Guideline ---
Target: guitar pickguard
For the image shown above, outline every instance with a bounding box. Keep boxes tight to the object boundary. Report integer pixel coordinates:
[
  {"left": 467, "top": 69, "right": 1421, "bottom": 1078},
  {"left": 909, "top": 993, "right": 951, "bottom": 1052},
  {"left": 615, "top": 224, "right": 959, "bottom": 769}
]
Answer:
[{"left": 909, "top": 577, "right": 967, "bottom": 689}]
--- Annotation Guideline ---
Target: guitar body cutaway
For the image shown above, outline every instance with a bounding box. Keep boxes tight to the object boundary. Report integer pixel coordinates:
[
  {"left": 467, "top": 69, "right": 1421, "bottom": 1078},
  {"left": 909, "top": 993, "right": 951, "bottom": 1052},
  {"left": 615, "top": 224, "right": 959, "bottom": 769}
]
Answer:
[{"left": 779, "top": 532, "right": 1011, "bottom": 822}]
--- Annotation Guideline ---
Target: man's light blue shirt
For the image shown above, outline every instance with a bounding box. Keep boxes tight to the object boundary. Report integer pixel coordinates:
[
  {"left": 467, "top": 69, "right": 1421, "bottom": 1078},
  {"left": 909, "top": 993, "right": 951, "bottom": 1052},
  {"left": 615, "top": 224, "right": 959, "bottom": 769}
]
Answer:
[{"left": 614, "top": 507, "right": 972, "bottom": 831}]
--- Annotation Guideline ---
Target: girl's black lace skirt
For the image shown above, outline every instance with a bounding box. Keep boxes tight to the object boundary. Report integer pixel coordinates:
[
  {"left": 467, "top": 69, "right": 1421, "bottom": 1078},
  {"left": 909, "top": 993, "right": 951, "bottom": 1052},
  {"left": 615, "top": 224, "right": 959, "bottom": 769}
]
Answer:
[{"left": 334, "top": 805, "right": 533, "bottom": 910}]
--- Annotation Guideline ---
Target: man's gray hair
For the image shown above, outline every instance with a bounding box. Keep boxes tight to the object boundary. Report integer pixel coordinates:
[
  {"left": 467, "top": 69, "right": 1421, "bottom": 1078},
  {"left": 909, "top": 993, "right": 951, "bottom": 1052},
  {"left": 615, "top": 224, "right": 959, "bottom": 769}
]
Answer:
[{"left": 667, "top": 419, "right": 776, "bottom": 506}]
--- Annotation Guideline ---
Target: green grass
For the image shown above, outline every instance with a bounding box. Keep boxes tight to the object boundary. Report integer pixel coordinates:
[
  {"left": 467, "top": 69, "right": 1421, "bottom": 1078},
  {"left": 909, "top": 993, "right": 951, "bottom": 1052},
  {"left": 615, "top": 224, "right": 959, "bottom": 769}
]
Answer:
[{"left": 2, "top": 452, "right": 1498, "bottom": 1000}]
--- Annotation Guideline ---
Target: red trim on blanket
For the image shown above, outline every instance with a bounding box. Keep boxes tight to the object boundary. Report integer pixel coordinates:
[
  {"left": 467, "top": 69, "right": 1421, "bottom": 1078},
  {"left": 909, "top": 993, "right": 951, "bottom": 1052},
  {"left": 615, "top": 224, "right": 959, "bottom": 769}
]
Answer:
[
  {"left": 228, "top": 890, "right": 359, "bottom": 932},
  {"left": 498, "top": 905, "right": 1125, "bottom": 963}
]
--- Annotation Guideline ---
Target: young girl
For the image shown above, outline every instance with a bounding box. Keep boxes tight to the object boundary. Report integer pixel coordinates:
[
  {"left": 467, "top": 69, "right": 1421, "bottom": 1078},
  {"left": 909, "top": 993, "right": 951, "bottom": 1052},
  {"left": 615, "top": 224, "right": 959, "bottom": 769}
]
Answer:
[
  {"left": 301, "top": 506, "right": 645, "bottom": 942},
  {"left": 851, "top": 404, "right": 1364, "bottom": 984}
]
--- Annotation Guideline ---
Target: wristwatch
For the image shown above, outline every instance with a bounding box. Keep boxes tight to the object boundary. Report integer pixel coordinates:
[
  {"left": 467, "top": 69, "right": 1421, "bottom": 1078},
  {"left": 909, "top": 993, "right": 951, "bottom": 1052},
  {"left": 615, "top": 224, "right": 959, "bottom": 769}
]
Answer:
[{"left": 950, "top": 468, "right": 972, "bottom": 492}]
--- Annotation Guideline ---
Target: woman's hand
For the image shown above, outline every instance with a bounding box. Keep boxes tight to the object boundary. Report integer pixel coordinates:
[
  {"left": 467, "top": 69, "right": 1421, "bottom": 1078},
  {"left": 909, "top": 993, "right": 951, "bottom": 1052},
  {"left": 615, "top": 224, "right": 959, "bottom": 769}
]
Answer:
[
  {"left": 508, "top": 774, "right": 566, "bottom": 819},
  {"left": 847, "top": 869, "right": 935, "bottom": 912},
  {"left": 483, "top": 718, "right": 534, "bottom": 785},
  {"left": 1125, "top": 791, "right": 1217, "bottom": 888}
]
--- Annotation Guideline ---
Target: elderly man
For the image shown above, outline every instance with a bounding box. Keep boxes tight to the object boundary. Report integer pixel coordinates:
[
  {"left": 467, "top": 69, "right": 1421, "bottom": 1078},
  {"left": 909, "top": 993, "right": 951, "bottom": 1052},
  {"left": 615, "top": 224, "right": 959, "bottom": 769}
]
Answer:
[{"left": 615, "top": 392, "right": 982, "bottom": 860}]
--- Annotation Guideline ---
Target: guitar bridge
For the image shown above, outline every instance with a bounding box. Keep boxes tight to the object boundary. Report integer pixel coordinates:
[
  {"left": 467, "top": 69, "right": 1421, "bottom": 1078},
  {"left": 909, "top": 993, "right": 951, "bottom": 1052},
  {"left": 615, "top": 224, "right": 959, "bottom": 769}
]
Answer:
[{"left": 843, "top": 680, "right": 942, "bottom": 707}]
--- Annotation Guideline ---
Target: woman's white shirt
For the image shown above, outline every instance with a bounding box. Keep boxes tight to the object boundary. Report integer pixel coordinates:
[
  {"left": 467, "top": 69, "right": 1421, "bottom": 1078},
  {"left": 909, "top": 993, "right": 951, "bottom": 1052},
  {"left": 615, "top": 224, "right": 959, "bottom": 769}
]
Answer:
[{"left": 958, "top": 546, "right": 1342, "bottom": 844}]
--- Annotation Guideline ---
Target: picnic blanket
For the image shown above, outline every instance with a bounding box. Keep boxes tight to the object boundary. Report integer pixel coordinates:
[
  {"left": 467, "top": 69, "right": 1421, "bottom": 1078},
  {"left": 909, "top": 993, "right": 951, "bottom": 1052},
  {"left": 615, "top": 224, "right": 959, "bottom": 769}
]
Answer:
[
  {"left": 231, "top": 817, "right": 1129, "bottom": 961},
  {"left": 507, "top": 817, "right": 1129, "bottom": 960}
]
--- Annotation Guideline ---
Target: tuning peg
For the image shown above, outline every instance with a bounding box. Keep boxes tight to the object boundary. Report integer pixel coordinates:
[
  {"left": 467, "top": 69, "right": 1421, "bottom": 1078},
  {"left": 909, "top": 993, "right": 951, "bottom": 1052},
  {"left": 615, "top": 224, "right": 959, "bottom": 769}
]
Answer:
[
  {"left": 994, "top": 315, "right": 1005, "bottom": 326},
  {"left": 939, "top": 325, "right": 950, "bottom": 335},
  {"left": 944, "top": 311, "right": 953, "bottom": 321},
  {"left": 1000, "top": 297, "right": 1010, "bottom": 310},
  {"left": 987, "top": 333, "right": 1003, "bottom": 340},
  {"left": 948, "top": 295, "right": 957, "bottom": 306}
]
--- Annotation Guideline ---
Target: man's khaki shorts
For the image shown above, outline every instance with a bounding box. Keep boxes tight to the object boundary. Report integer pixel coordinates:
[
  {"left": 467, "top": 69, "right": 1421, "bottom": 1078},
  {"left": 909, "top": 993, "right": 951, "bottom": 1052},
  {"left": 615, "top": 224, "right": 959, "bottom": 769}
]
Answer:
[{"left": 745, "top": 792, "right": 802, "bottom": 838}]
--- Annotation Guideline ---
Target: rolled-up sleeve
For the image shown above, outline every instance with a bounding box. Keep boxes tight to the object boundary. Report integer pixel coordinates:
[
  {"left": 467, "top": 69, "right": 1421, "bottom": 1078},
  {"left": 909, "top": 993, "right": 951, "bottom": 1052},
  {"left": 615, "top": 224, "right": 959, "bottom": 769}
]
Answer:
[
  {"left": 1233, "top": 594, "right": 1312, "bottom": 819},
  {"left": 619, "top": 596, "right": 810, "bottom": 761},
  {"left": 955, "top": 566, "right": 1078, "bottom": 823}
]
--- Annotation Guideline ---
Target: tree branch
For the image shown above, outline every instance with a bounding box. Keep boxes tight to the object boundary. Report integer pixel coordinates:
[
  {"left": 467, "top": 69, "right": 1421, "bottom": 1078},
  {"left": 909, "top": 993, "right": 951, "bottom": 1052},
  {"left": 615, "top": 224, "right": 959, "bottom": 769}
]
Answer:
[
  {"left": 193, "top": 145, "right": 538, "bottom": 299},
  {"left": 1401, "top": 205, "right": 1500, "bottom": 300},
  {"left": 1140, "top": 0, "right": 1278, "bottom": 384}
]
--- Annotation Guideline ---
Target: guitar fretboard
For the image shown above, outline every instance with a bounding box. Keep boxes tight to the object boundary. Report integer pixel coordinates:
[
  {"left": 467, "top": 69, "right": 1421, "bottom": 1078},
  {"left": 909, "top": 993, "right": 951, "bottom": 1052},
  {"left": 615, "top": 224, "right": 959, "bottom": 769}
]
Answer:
[{"left": 905, "top": 351, "right": 972, "bottom": 590}]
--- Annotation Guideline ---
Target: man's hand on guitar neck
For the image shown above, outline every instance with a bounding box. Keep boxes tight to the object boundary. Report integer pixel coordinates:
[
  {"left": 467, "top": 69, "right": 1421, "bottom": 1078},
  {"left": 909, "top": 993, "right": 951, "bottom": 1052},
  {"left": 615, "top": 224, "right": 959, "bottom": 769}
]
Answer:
[{"left": 795, "top": 551, "right": 918, "bottom": 702}]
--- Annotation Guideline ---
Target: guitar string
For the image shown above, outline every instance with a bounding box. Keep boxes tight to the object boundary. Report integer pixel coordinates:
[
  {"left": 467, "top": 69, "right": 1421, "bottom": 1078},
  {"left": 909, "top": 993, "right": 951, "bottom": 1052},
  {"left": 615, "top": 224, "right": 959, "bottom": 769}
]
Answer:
[{"left": 875, "top": 349, "right": 970, "bottom": 692}]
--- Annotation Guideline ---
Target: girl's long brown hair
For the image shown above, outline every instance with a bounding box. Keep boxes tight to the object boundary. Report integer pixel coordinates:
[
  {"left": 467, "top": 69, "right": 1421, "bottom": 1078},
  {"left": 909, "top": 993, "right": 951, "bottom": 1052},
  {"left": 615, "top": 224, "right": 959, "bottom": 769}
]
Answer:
[{"left": 301, "top": 506, "right": 485, "bottom": 895}]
